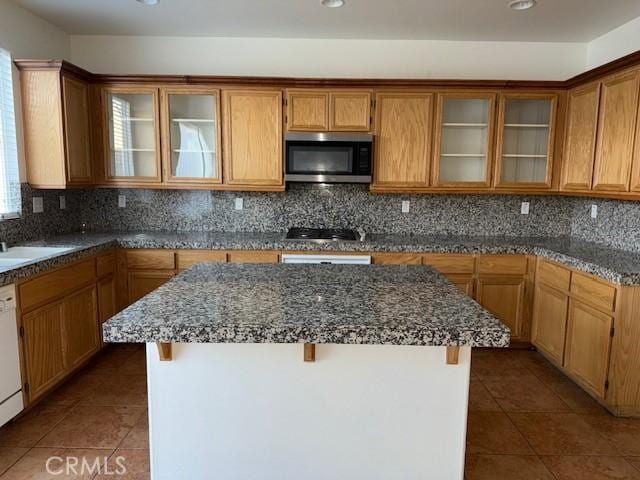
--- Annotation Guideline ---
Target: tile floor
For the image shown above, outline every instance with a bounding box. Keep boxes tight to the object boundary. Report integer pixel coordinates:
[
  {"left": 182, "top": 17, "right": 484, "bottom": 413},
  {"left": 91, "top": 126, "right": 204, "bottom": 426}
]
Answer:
[{"left": 0, "top": 346, "right": 638, "bottom": 479}]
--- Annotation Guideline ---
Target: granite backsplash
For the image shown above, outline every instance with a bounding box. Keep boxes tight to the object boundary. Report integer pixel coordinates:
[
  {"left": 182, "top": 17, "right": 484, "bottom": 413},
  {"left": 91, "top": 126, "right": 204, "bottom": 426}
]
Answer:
[{"left": 3, "top": 183, "right": 640, "bottom": 253}]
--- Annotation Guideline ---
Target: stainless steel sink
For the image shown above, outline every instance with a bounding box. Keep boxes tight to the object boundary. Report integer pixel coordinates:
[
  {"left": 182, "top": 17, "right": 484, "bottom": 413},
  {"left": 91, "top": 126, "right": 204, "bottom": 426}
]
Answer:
[{"left": 0, "top": 246, "right": 74, "bottom": 268}]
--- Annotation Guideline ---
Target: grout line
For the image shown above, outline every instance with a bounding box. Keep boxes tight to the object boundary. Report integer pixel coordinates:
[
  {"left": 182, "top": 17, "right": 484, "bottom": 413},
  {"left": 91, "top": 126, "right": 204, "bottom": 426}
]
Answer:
[{"left": 0, "top": 447, "right": 30, "bottom": 478}]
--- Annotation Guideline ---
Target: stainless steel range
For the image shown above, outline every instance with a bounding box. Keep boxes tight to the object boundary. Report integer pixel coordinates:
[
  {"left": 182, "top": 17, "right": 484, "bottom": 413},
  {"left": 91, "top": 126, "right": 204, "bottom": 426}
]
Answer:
[{"left": 285, "top": 227, "right": 360, "bottom": 242}]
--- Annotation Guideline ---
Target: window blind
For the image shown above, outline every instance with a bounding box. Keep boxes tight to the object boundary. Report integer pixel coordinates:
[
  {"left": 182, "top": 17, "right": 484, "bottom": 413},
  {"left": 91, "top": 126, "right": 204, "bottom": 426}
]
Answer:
[{"left": 0, "top": 48, "right": 21, "bottom": 219}]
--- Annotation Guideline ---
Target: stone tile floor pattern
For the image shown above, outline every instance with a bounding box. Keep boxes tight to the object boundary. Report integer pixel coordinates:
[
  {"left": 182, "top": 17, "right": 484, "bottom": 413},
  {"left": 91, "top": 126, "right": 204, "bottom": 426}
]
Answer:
[{"left": 0, "top": 345, "right": 638, "bottom": 479}]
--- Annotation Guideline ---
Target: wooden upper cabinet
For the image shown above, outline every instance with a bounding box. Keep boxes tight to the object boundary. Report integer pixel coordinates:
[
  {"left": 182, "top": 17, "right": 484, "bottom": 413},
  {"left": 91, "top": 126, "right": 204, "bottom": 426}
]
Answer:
[
  {"left": 432, "top": 92, "right": 496, "bottom": 188},
  {"left": 372, "top": 92, "right": 433, "bottom": 188},
  {"left": 160, "top": 87, "right": 222, "bottom": 185},
  {"left": 631, "top": 97, "right": 640, "bottom": 192},
  {"left": 494, "top": 93, "right": 557, "bottom": 189},
  {"left": 592, "top": 69, "right": 640, "bottom": 192},
  {"left": 287, "top": 90, "right": 329, "bottom": 131},
  {"left": 329, "top": 91, "right": 371, "bottom": 131},
  {"left": 561, "top": 82, "right": 601, "bottom": 191},
  {"left": 222, "top": 89, "right": 283, "bottom": 187},
  {"left": 286, "top": 89, "right": 371, "bottom": 132},
  {"left": 102, "top": 86, "right": 162, "bottom": 184},
  {"left": 17, "top": 63, "right": 93, "bottom": 188}
]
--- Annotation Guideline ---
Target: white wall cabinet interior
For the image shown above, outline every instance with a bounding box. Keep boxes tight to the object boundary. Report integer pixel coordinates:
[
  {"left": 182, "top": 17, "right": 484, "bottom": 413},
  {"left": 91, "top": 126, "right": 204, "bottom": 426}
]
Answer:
[
  {"left": 496, "top": 95, "right": 556, "bottom": 188},
  {"left": 163, "top": 89, "right": 221, "bottom": 184},
  {"left": 433, "top": 95, "right": 495, "bottom": 187},
  {"left": 103, "top": 88, "right": 161, "bottom": 182}
]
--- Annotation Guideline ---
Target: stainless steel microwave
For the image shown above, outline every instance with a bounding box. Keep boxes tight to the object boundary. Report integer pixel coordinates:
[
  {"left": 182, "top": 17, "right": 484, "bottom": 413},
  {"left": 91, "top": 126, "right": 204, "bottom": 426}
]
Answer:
[{"left": 284, "top": 133, "right": 373, "bottom": 183}]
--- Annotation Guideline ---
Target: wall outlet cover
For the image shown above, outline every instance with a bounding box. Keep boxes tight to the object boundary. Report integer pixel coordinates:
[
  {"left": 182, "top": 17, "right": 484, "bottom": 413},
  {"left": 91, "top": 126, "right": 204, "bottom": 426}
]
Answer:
[
  {"left": 59, "top": 196, "right": 66, "bottom": 210},
  {"left": 235, "top": 198, "right": 244, "bottom": 210},
  {"left": 32, "top": 197, "right": 44, "bottom": 214},
  {"left": 520, "top": 201, "right": 530, "bottom": 215},
  {"left": 401, "top": 200, "right": 410, "bottom": 213},
  {"left": 591, "top": 204, "right": 598, "bottom": 219},
  {"left": 118, "top": 195, "right": 126, "bottom": 208}
]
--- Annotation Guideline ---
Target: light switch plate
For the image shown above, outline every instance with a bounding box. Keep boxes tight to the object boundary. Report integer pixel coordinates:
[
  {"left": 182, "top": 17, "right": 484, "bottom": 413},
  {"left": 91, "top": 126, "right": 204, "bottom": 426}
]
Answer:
[
  {"left": 235, "top": 198, "right": 244, "bottom": 210},
  {"left": 591, "top": 204, "right": 598, "bottom": 219},
  {"left": 32, "top": 197, "right": 43, "bottom": 213},
  {"left": 520, "top": 201, "right": 530, "bottom": 215},
  {"left": 118, "top": 195, "right": 126, "bottom": 208},
  {"left": 401, "top": 200, "right": 410, "bottom": 213},
  {"left": 59, "top": 196, "right": 66, "bottom": 210}
]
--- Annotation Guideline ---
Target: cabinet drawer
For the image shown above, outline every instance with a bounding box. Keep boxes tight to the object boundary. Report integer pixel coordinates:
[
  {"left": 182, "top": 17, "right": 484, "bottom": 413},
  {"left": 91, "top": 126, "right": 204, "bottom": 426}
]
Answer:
[
  {"left": 422, "top": 254, "right": 474, "bottom": 274},
  {"left": 227, "top": 251, "right": 280, "bottom": 264},
  {"left": 537, "top": 259, "right": 571, "bottom": 291},
  {"left": 126, "top": 249, "right": 175, "bottom": 270},
  {"left": 96, "top": 251, "right": 116, "bottom": 277},
  {"left": 176, "top": 250, "right": 228, "bottom": 270},
  {"left": 570, "top": 273, "right": 616, "bottom": 312},
  {"left": 19, "top": 258, "right": 96, "bottom": 311},
  {"left": 372, "top": 253, "right": 422, "bottom": 265},
  {"left": 477, "top": 255, "right": 527, "bottom": 275}
]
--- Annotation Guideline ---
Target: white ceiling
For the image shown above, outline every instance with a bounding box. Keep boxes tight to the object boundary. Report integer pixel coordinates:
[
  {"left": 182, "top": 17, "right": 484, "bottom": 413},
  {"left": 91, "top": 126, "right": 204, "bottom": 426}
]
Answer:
[{"left": 12, "top": 0, "right": 640, "bottom": 42}]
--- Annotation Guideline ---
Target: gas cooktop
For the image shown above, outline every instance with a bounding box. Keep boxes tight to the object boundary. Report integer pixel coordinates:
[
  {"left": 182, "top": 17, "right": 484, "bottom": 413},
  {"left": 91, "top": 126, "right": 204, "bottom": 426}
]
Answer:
[{"left": 286, "top": 228, "right": 360, "bottom": 242}]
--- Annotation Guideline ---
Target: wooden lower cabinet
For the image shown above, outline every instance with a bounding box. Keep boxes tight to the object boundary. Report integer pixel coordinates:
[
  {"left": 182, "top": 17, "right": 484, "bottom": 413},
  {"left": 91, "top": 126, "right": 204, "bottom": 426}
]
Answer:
[
  {"left": 128, "top": 270, "right": 175, "bottom": 304},
  {"left": 563, "top": 300, "right": 614, "bottom": 398},
  {"left": 476, "top": 275, "right": 526, "bottom": 341},
  {"left": 64, "top": 285, "right": 99, "bottom": 370},
  {"left": 444, "top": 274, "right": 475, "bottom": 296},
  {"left": 531, "top": 283, "right": 569, "bottom": 364},
  {"left": 227, "top": 251, "right": 280, "bottom": 264},
  {"left": 97, "top": 275, "right": 116, "bottom": 324},
  {"left": 371, "top": 253, "right": 422, "bottom": 265},
  {"left": 22, "top": 300, "right": 67, "bottom": 402}
]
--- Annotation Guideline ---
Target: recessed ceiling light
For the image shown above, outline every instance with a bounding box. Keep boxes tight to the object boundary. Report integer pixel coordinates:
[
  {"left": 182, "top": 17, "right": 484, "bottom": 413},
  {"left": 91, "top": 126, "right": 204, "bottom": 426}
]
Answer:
[
  {"left": 136, "top": 0, "right": 159, "bottom": 5},
  {"left": 509, "top": 0, "right": 536, "bottom": 10},
  {"left": 321, "top": 0, "right": 345, "bottom": 7}
]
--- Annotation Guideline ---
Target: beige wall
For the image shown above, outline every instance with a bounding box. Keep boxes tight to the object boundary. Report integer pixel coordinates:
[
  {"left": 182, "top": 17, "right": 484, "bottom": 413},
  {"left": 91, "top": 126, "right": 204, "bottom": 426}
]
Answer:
[
  {"left": 587, "top": 16, "right": 640, "bottom": 69},
  {"left": 70, "top": 35, "right": 587, "bottom": 80}
]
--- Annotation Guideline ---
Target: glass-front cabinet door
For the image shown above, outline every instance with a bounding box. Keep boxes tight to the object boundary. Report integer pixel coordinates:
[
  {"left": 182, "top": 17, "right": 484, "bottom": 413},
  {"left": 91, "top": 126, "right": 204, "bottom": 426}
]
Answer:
[
  {"left": 495, "top": 94, "right": 557, "bottom": 188},
  {"left": 432, "top": 93, "right": 496, "bottom": 187},
  {"left": 161, "top": 88, "right": 221, "bottom": 184},
  {"left": 103, "top": 87, "right": 161, "bottom": 183}
]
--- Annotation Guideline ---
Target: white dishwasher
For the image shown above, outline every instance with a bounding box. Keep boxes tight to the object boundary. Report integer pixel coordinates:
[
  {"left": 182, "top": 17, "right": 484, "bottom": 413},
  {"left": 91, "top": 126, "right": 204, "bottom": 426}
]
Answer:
[
  {"left": 0, "top": 284, "right": 23, "bottom": 427},
  {"left": 281, "top": 254, "right": 371, "bottom": 264}
]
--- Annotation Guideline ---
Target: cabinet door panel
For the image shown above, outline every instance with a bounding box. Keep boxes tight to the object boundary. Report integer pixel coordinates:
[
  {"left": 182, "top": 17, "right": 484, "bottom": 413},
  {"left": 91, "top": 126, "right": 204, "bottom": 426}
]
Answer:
[
  {"left": 532, "top": 284, "right": 569, "bottom": 365},
  {"left": 476, "top": 276, "right": 526, "bottom": 341},
  {"left": 561, "top": 82, "right": 600, "bottom": 191},
  {"left": 287, "top": 90, "right": 328, "bottom": 131},
  {"left": 593, "top": 70, "right": 640, "bottom": 192},
  {"left": 444, "top": 274, "right": 475, "bottom": 296},
  {"left": 227, "top": 251, "right": 280, "bottom": 264},
  {"left": 62, "top": 75, "right": 92, "bottom": 184},
  {"left": 222, "top": 89, "right": 283, "bottom": 186},
  {"left": 373, "top": 93, "right": 433, "bottom": 187},
  {"left": 103, "top": 87, "right": 162, "bottom": 183},
  {"left": 371, "top": 253, "right": 422, "bottom": 265},
  {"left": 64, "top": 286, "right": 99, "bottom": 370},
  {"left": 329, "top": 91, "right": 371, "bottom": 131},
  {"left": 564, "top": 300, "right": 613, "bottom": 398},
  {"left": 128, "top": 271, "right": 174, "bottom": 304},
  {"left": 432, "top": 93, "right": 496, "bottom": 188},
  {"left": 98, "top": 275, "right": 117, "bottom": 324},
  {"left": 22, "top": 301, "right": 66, "bottom": 402}
]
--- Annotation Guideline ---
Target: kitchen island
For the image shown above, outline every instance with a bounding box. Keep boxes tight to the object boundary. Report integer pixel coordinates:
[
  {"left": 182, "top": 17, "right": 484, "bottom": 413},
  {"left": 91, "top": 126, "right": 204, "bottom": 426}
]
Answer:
[{"left": 103, "top": 263, "right": 509, "bottom": 480}]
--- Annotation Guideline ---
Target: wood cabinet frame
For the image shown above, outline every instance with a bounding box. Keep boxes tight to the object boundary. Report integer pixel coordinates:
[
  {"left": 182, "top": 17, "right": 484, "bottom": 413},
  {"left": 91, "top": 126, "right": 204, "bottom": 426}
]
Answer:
[
  {"left": 101, "top": 85, "right": 163, "bottom": 184},
  {"left": 431, "top": 91, "right": 497, "bottom": 188},
  {"left": 160, "top": 86, "right": 223, "bottom": 186},
  {"left": 286, "top": 89, "right": 330, "bottom": 131},
  {"left": 494, "top": 92, "right": 558, "bottom": 190}
]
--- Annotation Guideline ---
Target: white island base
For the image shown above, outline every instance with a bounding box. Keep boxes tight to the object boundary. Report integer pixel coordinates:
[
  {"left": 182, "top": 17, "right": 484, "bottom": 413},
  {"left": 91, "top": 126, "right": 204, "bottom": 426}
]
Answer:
[{"left": 145, "top": 343, "right": 471, "bottom": 480}]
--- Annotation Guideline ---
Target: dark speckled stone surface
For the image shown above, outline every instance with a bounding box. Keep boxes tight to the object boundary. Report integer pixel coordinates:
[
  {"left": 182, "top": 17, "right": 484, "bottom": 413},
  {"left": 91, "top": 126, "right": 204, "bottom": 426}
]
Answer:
[
  {"left": 102, "top": 263, "right": 510, "bottom": 347},
  {"left": 2, "top": 231, "right": 640, "bottom": 286}
]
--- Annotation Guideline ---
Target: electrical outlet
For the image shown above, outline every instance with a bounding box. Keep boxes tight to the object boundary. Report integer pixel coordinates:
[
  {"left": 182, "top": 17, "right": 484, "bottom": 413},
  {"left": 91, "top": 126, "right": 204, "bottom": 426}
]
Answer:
[
  {"left": 32, "top": 197, "right": 43, "bottom": 213},
  {"left": 401, "top": 200, "right": 410, "bottom": 213},
  {"left": 59, "top": 196, "right": 66, "bottom": 210},
  {"left": 235, "top": 198, "right": 244, "bottom": 210},
  {"left": 118, "top": 195, "right": 126, "bottom": 208},
  {"left": 591, "top": 204, "right": 598, "bottom": 219},
  {"left": 520, "top": 201, "right": 530, "bottom": 215}
]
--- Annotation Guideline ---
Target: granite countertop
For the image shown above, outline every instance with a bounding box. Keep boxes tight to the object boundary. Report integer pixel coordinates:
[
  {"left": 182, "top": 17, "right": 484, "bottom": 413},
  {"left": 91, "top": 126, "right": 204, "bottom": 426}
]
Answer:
[
  {"left": 2, "top": 230, "right": 640, "bottom": 286},
  {"left": 102, "top": 263, "right": 510, "bottom": 347}
]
